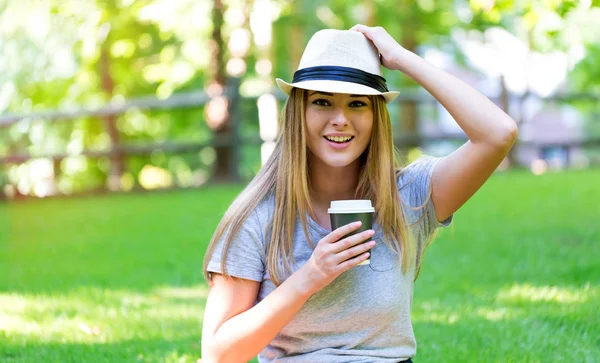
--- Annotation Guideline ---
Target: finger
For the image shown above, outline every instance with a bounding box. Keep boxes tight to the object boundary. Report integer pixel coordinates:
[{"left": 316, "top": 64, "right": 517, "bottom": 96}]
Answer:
[
  {"left": 331, "top": 229, "right": 375, "bottom": 253},
  {"left": 349, "top": 23, "right": 365, "bottom": 31},
  {"left": 335, "top": 240, "right": 376, "bottom": 264},
  {"left": 323, "top": 221, "right": 363, "bottom": 244},
  {"left": 349, "top": 24, "right": 372, "bottom": 37},
  {"left": 338, "top": 251, "right": 370, "bottom": 271}
]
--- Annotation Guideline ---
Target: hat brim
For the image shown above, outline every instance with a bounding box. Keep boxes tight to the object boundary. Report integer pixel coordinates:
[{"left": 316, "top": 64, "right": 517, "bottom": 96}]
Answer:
[{"left": 276, "top": 79, "right": 399, "bottom": 104}]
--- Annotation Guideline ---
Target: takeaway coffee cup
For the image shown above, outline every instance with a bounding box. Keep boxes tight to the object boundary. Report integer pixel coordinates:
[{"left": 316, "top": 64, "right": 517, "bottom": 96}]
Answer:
[{"left": 328, "top": 200, "right": 375, "bottom": 265}]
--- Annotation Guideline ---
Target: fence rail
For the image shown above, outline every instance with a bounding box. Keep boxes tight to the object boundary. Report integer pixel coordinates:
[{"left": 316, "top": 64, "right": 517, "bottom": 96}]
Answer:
[
  {"left": 3, "top": 135, "right": 600, "bottom": 165},
  {"left": 1, "top": 82, "right": 599, "bottom": 200},
  {"left": 2, "top": 88, "right": 598, "bottom": 126}
]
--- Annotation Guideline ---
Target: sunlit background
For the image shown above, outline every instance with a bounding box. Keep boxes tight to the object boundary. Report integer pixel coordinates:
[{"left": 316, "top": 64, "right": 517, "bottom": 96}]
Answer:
[
  {"left": 0, "top": 0, "right": 599, "bottom": 198},
  {"left": 1, "top": 1, "right": 599, "bottom": 362}
]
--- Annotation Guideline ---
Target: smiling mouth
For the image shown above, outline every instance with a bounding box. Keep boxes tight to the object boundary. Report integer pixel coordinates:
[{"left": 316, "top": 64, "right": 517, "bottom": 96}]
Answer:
[{"left": 324, "top": 136, "right": 354, "bottom": 144}]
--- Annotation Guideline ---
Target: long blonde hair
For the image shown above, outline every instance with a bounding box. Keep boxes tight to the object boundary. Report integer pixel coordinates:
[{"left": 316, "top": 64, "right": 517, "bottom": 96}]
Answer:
[{"left": 203, "top": 88, "right": 418, "bottom": 286}]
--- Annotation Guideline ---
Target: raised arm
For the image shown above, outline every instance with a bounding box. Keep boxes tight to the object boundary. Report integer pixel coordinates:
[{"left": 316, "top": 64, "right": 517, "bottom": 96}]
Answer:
[{"left": 351, "top": 25, "right": 518, "bottom": 222}]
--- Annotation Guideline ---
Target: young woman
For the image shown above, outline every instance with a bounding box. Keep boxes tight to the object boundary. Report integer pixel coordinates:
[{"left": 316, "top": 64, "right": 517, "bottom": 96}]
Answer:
[{"left": 201, "top": 26, "right": 518, "bottom": 362}]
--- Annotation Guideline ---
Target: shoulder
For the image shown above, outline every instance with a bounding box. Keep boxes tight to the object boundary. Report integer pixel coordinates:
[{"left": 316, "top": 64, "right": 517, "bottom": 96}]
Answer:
[
  {"left": 235, "top": 190, "right": 276, "bottom": 247},
  {"left": 217, "top": 189, "right": 276, "bottom": 247},
  {"left": 396, "top": 155, "right": 443, "bottom": 203},
  {"left": 254, "top": 190, "right": 276, "bottom": 225}
]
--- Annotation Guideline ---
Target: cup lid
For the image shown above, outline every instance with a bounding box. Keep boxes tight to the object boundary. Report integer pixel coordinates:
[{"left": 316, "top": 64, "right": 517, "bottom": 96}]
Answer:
[{"left": 327, "top": 199, "right": 375, "bottom": 214}]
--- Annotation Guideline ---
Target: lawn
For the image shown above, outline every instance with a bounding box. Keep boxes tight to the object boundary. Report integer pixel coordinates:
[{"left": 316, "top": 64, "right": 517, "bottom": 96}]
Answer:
[{"left": 1, "top": 170, "right": 599, "bottom": 362}]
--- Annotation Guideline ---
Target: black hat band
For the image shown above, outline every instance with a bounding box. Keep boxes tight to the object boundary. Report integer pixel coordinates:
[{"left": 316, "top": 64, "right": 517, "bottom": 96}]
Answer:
[{"left": 292, "top": 65, "right": 389, "bottom": 93}]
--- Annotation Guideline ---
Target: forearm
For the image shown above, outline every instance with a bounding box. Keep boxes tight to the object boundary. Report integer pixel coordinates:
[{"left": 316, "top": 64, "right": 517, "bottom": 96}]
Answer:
[
  {"left": 203, "top": 267, "right": 315, "bottom": 362},
  {"left": 396, "top": 51, "right": 518, "bottom": 147}
]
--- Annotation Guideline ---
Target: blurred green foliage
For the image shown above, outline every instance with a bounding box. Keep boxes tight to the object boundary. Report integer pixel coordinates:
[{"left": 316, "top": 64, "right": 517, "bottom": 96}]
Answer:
[{"left": 1, "top": 0, "right": 600, "bottom": 195}]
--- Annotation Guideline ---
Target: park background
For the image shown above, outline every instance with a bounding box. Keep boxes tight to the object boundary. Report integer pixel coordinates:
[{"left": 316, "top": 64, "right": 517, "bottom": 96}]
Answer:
[{"left": 0, "top": 0, "right": 599, "bottom": 361}]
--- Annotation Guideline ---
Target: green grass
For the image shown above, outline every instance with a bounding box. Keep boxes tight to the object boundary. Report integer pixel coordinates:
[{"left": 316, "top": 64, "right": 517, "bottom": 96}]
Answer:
[{"left": 1, "top": 170, "right": 599, "bottom": 362}]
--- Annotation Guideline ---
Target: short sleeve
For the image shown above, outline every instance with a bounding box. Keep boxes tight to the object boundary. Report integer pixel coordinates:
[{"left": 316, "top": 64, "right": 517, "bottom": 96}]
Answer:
[
  {"left": 206, "top": 210, "right": 266, "bottom": 282},
  {"left": 397, "top": 155, "right": 453, "bottom": 238}
]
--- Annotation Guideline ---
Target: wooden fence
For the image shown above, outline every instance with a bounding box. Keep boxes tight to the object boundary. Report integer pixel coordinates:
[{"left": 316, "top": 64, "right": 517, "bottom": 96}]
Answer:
[{"left": 1, "top": 79, "right": 599, "bottom": 200}]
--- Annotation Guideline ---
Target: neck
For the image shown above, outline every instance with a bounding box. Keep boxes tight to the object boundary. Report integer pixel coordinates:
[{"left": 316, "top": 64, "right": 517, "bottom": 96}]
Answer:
[{"left": 308, "top": 154, "right": 362, "bottom": 210}]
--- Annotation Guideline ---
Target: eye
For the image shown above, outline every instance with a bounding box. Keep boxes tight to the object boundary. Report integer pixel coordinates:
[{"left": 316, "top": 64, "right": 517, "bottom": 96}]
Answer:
[
  {"left": 349, "top": 100, "right": 368, "bottom": 108},
  {"left": 312, "top": 99, "right": 331, "bottom": 107}
]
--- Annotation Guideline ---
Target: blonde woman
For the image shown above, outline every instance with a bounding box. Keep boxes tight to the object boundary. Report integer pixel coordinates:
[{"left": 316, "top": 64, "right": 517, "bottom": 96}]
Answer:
[{"left": 201, "top": 26, "right": 518, "bottom": 362}]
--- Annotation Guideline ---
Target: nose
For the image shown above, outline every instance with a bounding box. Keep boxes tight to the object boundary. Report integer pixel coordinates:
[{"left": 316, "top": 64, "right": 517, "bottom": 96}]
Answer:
[{"left": 330, "top": 107, "right": 349, "bottom": 127}]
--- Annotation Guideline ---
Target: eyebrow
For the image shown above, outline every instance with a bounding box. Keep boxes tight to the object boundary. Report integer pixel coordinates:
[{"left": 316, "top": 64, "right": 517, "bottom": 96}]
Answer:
[{"left": 308, "top": 91, "right": 369, "bottom": 98}]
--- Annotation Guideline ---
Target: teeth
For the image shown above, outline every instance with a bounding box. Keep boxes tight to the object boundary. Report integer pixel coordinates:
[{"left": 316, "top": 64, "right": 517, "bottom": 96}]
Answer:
[{"left": 325, "top": 136, "right": 352, "bottom": 142}]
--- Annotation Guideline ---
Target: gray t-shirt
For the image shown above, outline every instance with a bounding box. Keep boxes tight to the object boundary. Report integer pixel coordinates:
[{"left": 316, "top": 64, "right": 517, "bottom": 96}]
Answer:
[{"left": 207, "top": 156, "right": 452, "bottom": 362}]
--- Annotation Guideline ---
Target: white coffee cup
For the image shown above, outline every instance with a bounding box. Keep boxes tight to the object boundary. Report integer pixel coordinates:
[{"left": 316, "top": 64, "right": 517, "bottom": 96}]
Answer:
[{"left": 328, "top": 200, "right": 375, "bottom": 265}]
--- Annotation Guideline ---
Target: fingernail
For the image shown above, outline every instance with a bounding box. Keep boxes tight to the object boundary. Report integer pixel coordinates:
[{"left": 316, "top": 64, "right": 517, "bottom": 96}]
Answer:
[{"left": 370, "top": 241, "right": 376, "bottom": 246}]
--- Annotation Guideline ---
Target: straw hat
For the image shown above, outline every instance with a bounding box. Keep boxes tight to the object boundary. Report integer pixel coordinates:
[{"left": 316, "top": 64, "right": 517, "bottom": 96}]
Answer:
[{"left": 276, "top": 29, "right": 399, "bottom": 103}]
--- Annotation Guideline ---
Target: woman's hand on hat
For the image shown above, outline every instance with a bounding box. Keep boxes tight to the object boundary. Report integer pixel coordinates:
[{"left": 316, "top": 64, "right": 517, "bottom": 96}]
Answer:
[{"left": 349, "top": 24, "right": 409, "bottom": 71}]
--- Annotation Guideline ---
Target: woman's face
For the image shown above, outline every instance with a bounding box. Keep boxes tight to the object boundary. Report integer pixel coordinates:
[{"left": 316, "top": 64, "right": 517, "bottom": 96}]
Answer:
[{"left": 305, "top": 91, "right": 374, "bottom": 168}]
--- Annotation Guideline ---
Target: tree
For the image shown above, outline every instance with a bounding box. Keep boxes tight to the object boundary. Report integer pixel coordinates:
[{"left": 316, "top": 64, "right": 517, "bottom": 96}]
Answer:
[{"left": 0, "top": 0, "right": 212, "bottom": 195}]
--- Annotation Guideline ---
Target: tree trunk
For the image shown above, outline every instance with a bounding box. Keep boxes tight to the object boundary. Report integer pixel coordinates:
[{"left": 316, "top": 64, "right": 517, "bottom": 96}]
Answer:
[
  {"left": 210, "top": 0, "right": 235, "bottom": 182},
  {"left": 100, "top": 47, "right": 124, "bottom": 189},
  {"left": 399, "top": 25, "right": 419, "bottom": 152},
  {"left": 290, "top": 0, "right": 305, "bottom": 71},
  {"left": 365, "top": 1, "right": 376, "bottom": 26}
]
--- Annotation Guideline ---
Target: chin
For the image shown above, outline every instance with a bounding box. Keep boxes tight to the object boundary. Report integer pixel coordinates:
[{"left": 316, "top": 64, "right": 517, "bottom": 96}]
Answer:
[
  {"left": 322, "top": 156, "right": 359, "bottom": 168},
  {"left": 308, "top": 146, "right": 364, "bottom": 169}
]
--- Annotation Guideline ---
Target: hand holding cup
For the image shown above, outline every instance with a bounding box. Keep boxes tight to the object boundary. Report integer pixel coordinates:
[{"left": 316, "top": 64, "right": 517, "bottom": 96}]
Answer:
[
  {"left": 328, "top": 200, "right": 375, "bottom": 265},
  {"left": 302, "top": 221, "right": 375, "bottom": 294}
]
